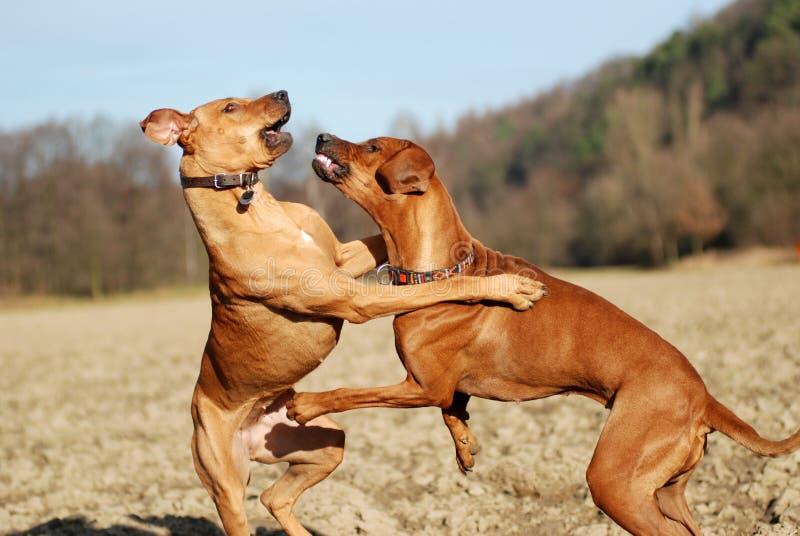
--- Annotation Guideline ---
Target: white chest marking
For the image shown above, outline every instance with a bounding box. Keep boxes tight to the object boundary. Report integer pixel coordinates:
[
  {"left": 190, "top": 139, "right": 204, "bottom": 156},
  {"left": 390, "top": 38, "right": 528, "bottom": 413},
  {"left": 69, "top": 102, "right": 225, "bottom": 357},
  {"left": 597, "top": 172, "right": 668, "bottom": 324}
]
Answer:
[{"left": 300, "top": 230, "right": 314, "bottom": 243}]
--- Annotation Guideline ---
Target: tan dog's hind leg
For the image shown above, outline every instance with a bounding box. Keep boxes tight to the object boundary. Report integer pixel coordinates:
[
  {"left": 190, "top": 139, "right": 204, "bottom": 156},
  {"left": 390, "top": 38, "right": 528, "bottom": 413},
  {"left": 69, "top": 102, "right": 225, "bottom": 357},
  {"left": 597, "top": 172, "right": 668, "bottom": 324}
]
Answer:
[
  {"left": 191, "top": 390, "right": 252, "bottom": 536},
  {"left": 249, "top": 391, "right": 345, "bottom": 536},
  {"left": 442, "top": 392, "right": 480, "bottom": 473}
]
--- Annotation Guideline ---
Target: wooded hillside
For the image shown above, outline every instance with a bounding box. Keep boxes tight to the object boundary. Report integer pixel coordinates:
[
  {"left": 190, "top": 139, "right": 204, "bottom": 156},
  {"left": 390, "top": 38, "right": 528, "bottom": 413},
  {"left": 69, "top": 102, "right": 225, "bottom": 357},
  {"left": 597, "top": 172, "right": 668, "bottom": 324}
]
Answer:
[
  {"left": 1, "top": 0, "right": 797, "bottom": 296},
  {"left": 420, "top": 0, "right": 800, "bottom": 266}
]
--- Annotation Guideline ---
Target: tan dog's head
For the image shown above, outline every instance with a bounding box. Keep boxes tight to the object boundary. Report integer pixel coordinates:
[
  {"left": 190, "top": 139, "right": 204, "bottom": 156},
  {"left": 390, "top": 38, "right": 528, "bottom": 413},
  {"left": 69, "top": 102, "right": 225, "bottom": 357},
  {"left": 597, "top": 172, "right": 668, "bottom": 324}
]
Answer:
[
  {"left": 139, "top": 90, "right": 293, "bottom": 173},
  {"left": 312, "top": 134, "right": 435, "bottom": 210}
]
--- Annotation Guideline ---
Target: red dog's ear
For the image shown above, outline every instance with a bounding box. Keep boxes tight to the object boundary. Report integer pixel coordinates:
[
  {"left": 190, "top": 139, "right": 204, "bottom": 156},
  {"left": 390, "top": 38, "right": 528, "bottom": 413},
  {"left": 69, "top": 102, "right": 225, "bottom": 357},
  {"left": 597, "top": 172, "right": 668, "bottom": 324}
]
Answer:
[
  {"left": 139, "top": 108, "right": 192, "bottom": 146},
  {"left": 376, "top": 145, "right": 435, "bottom": 194}
]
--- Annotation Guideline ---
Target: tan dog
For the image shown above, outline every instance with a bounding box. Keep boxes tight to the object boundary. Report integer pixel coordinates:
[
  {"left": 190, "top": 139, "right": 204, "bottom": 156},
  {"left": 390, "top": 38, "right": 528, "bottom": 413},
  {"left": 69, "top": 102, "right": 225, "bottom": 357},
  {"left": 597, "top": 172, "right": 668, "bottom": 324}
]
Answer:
[
  {"left": 139, "top": 93, "right": 547, "bottom": 536},
  {"left": 287, "top": 134, "right": 800, "bottom": 535}
]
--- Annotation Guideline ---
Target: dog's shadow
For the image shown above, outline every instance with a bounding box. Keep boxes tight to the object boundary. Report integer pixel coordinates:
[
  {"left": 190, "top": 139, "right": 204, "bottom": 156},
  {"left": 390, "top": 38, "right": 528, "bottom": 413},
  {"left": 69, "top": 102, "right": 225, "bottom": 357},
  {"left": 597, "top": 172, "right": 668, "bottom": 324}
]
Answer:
[{"left": 9, "top": 515, "right": 327, "bottom": 536}]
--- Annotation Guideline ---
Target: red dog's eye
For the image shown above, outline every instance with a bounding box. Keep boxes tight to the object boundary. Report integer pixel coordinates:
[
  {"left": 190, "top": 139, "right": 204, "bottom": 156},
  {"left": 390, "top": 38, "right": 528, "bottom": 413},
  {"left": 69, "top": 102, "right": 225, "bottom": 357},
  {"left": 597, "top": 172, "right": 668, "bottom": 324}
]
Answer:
[{"left": 223, "top": 103, "right": 237, "bottom": 113}]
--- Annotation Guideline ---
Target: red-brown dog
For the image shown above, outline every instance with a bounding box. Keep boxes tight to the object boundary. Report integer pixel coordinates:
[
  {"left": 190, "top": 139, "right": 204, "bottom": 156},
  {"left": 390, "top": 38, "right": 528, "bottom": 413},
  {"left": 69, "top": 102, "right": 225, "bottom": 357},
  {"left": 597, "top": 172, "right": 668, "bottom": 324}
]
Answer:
[{"left": 287, "top": 134, "right": 800, "bottom": 535}]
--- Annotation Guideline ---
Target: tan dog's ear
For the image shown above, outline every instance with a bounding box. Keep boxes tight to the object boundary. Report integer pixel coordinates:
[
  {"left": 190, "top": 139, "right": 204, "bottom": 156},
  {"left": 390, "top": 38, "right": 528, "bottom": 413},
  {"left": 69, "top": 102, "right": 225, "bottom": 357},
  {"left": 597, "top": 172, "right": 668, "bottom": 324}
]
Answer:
[
  {"left": 376, "top": 145, "right": 434, "bottom": 194},
  {"left": 139, "top": 108, "right": 192, "bottom": 146}
]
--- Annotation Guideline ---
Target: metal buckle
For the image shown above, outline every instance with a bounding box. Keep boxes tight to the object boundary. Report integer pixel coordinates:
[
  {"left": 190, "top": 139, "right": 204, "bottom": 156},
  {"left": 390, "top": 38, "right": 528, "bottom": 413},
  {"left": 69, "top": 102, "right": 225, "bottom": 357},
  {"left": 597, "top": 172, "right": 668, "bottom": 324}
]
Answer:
[
  {"left": 213, "top": 173, "right": 226, "bottom": 189},
  {"left": 375, "top": 263, "right": 392, "bottom": 285}
]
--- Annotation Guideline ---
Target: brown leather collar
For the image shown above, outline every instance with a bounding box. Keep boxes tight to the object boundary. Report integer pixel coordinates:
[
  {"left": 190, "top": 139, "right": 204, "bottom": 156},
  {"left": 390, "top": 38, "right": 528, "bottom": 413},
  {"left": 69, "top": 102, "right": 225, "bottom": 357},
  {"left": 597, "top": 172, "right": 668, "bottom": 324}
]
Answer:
[{"left": 179, "top": 172, "right": 259, "bottom": 189}]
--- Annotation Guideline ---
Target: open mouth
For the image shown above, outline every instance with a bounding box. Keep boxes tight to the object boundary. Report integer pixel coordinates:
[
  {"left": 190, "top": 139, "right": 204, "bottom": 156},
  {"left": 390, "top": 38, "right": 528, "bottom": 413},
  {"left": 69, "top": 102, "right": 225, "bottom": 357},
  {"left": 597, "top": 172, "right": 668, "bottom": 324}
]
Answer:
[
  {"left": 260, "top": 110, "right": 292, "bottom": 148},
  {"left": 312, "top": 152, "right": 348, "bottom": 182},
  {"left": 269, "top": 110, "right": 291, "bottom": 132}
]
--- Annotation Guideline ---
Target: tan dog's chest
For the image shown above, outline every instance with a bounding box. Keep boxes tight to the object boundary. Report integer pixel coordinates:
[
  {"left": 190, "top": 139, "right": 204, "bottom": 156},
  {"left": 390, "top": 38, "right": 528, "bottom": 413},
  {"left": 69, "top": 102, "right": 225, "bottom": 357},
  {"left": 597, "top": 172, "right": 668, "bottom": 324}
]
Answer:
[{"left": 205, "top": 304, "right": 343, "bottom": 393}]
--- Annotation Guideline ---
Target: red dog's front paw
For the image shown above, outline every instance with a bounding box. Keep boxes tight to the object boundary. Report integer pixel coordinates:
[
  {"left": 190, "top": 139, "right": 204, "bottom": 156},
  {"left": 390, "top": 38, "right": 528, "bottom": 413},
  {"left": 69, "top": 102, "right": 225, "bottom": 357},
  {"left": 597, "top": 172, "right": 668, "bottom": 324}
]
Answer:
[{"left": 286, "top": 392, "right": 321, "bottom": 425}]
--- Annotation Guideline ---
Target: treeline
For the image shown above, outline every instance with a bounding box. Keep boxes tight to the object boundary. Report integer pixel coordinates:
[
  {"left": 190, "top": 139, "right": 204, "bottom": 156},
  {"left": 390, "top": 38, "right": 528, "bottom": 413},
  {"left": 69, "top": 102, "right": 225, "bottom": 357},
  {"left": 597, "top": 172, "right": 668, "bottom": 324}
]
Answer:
[
  {"left": 1, "top": 0, "right": 798, "bottom": 297},
  {"left": 420, "top": 0, "right": 800, "bottom": 266},
  {"left": 277, "top": 0, "right": 800, "bottom": 267},
  {"left": 0, "top": 116, "right": 374, "bottom": 298},
  {"left": 0, "top": 121, "right": 207, "bottom": 296}
]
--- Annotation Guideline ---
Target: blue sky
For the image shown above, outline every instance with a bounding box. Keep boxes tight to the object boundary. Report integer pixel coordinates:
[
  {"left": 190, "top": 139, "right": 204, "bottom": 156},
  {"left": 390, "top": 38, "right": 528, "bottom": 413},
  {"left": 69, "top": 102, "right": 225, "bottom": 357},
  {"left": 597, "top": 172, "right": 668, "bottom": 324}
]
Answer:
[{"left": 3, "top": 0, "right": 731, "bottom": 141}]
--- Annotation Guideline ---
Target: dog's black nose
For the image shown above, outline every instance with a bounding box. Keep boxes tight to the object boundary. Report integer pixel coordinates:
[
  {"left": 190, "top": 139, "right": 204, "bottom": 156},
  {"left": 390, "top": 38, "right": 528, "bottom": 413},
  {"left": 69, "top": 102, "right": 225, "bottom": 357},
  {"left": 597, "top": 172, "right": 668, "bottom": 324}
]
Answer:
[
  {"left": 273, "top": 90, "right": 289, "bottom": 102},
  {"left": 317, "top": 133, "right": 333, "bottom": 146}
]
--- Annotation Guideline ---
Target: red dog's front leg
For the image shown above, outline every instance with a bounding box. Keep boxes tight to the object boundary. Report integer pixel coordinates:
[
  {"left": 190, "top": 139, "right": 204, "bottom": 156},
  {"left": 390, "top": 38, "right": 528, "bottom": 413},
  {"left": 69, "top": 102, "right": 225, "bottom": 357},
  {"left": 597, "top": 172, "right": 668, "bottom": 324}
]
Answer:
[{"left": 286, "top": 374, "right": 453, "bottom": 425}]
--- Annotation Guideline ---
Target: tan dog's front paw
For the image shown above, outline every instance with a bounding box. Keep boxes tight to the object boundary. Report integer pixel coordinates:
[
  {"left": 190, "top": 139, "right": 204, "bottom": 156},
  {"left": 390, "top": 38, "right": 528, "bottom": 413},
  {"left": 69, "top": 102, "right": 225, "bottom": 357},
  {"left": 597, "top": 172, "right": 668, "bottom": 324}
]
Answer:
[
  {"left": 519, "top": 277, "right": 549, "bottom": 301},
  {"left": 286, "top": 392, "right": 325, "bottom": 425},
  {"left": 493, "top": 274, "right": 549, "bottom": 311}
]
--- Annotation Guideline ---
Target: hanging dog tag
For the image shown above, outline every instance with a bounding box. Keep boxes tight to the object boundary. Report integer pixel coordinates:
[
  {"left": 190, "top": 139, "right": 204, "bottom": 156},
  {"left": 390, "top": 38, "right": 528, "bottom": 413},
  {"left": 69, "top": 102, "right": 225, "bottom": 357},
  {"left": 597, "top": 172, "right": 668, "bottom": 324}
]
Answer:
[{"left": 239, "top": 189, "right": 255, "bottom": 206}]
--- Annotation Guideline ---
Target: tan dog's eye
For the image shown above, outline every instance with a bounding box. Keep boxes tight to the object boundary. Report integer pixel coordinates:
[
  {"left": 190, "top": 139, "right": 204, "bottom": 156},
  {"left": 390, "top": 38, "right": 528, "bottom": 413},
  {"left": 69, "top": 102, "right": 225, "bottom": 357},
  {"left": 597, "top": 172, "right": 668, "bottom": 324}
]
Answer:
[
  {"left": 222, "top": 103, "right": 238, "bottom": 113},
  {"left": 367, "top": 144, "right": 380, "bottom": 153}
]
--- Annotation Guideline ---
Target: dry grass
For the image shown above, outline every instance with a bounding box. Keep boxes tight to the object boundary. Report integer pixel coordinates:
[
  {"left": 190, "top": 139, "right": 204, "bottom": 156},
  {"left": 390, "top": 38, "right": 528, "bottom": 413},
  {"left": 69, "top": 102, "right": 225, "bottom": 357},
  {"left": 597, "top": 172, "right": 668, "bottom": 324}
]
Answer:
[{"left": 1, "top": 263, "right": 799, "bottom": 535}]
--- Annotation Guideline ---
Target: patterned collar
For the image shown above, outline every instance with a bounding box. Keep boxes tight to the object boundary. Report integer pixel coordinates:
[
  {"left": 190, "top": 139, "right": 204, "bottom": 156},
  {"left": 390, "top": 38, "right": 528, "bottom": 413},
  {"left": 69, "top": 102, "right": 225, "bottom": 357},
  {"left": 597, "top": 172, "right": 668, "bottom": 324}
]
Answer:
[{"left": 376, "top": 250, "right": 474, "bottom": 285}]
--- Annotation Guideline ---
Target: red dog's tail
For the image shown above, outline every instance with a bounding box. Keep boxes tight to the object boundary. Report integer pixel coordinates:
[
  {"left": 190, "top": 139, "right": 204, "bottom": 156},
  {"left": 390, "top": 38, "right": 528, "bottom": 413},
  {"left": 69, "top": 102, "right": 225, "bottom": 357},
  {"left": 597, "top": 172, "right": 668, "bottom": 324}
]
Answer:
[{"left": 705, "top": 396, "right": 800, "bottom": 457}]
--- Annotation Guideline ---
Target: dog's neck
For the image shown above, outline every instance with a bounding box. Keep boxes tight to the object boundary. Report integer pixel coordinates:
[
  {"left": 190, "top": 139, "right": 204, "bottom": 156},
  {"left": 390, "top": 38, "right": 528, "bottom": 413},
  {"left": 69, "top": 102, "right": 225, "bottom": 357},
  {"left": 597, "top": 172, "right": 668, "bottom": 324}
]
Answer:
[
  {"left": 178, "top": 157, "right": 273, "bottom": 247},
  {"left": 375, "top": 177, "right": 473, "bottom": 272}
]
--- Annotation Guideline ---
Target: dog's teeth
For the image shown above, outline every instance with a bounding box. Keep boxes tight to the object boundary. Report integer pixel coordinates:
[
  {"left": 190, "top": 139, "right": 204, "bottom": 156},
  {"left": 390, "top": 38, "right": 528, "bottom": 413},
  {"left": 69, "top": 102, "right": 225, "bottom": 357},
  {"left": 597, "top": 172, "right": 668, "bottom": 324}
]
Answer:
[{"left": 316, "top": 154, "right": 334, "bottom": 169}]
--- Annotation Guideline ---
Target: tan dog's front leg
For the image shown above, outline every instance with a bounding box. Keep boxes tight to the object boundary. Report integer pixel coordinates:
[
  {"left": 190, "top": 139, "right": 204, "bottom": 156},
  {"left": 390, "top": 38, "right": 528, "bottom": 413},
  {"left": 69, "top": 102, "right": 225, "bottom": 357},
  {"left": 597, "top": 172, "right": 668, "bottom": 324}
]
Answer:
[
  {"left": 232, "top": 229, "right": 546, "bottom": 321},
  {"left": 262, "top": 266, "right": 547, "bottom": 324},
  {"left": 336, "top": 273, "right": 547, "bottom": 321},
  {"left": 279, "top": 203, "right": 386, "bottom": 278},
  {"left": 335, "top": 234, "right": 387, "bottom": 277}
]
